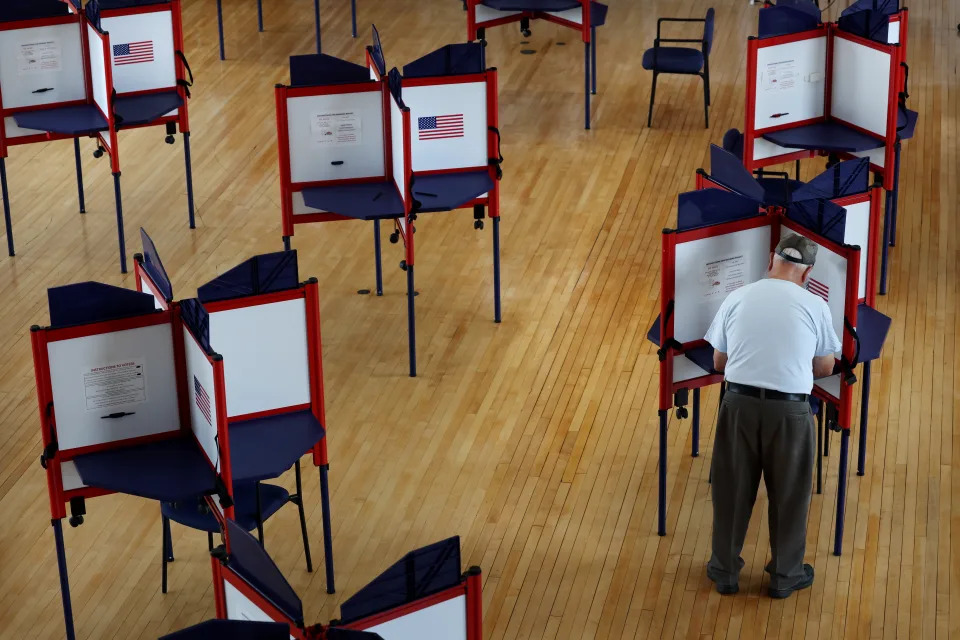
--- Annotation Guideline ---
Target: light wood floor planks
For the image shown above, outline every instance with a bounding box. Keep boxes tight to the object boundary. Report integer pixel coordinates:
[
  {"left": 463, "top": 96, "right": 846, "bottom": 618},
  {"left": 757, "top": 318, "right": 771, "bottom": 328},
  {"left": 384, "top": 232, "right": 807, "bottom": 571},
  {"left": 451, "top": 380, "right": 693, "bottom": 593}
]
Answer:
[{"left": 0, "top": 0, "right": 957, "bottom": 638}]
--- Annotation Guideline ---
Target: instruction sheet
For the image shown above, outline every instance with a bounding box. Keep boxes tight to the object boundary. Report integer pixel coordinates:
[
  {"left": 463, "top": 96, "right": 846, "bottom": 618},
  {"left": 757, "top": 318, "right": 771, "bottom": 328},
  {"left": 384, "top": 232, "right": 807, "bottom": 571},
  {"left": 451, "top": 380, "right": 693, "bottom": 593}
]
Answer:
[
  {"left": 82, "top": 360, "right": 146, "bottom": 411},
  {"left": 311, "top": 111, "right": 362, "bottom": 146},
  {"left": 763, "top": 59, "right": 797, "bottom": 92},
  {"left": 18, "top": 39, "right": 62, "bottom": 75},
  {"left": 701, "top": 255, "right": 748, "bottom": 300}
]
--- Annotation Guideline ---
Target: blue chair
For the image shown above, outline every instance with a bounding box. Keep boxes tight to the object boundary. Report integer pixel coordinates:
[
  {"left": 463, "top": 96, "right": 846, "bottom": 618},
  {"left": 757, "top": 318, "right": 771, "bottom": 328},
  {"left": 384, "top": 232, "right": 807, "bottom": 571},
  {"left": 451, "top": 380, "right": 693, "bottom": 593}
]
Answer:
[
  {"left": 160, "top": 462, "right": 312, "bottom": 593},
  {"left": 642, "top": 8, "right": 715, "bottom": 128}
]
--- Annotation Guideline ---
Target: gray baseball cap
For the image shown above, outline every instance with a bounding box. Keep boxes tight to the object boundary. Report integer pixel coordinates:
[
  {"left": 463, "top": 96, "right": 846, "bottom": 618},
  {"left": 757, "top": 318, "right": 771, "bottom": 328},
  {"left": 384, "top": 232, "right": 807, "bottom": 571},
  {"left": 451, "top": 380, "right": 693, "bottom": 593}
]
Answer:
[{"left": 775, "top": 233, "right": 818, "bottom": 266}]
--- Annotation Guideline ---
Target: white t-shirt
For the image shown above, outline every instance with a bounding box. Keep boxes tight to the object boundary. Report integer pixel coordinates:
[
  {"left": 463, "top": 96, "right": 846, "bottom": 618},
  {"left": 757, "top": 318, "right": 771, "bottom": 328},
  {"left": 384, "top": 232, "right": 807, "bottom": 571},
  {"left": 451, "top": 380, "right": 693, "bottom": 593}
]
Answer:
[{"left": 704, "top": 278, "right": 842, "bottom": 394}]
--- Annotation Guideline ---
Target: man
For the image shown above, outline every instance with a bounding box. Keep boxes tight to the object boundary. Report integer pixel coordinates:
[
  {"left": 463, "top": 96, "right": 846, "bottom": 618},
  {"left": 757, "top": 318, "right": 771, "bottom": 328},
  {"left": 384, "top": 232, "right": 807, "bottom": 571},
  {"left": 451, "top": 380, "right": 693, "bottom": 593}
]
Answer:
[{"left": 703, "top": 233, "right": 841, "bottom": 599}]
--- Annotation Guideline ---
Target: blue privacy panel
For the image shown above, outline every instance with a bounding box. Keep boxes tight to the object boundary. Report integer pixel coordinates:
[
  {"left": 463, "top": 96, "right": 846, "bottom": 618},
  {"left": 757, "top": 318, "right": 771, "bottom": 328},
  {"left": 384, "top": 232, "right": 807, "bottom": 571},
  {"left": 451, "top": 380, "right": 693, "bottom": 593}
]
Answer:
[
  {"left": 180, "top": 298, "right": 211, "bottom": 353},
  {"left": 676, "top": 189, "right": 763, "bottom": 231},
  {"left": 197, "top": 251, "right": 299, "bottom": 303},
  {"left": 784, "top": 198, "right": 848, "bottom": 246},
  {"left": 340, "top": 537, "right": 462, "bottom": 623},
  {"left": 226, "top": 519, "right": 305, "bottom": 625},
  {"left": 0, "top": 0, "right": 70, "bottom": 21},
  {"left": 758, "top": 1, "right": 821, "bottom": 39},
  {"left": 229, "top": 410, "right": 325, "bottom": 483},
  {"left": 47, "top": 282, "right": 157, "bottom": 329},
  {"left": 140, "top": 228, "right": 174, "bottom": 301},
  {"left": 709, "top": 144, "right": 765, "bottom": 202},
  {"left": 791, "top": 158, "right": 870, "bottom": 202},
  {"left": 856, "top": 303, "right": 891, "bottom": 363},
  {"left": 160, "top": 619, "right": 291, "bottom": 640},
  {"left": 290, "top": 55, "right": 372, "bottom": 87},
  {"left": 370, "top": 25, "right": 387, "bottom": 77},
  {"left": 403, "top": 43, "right": 485, "bottom": 78}
]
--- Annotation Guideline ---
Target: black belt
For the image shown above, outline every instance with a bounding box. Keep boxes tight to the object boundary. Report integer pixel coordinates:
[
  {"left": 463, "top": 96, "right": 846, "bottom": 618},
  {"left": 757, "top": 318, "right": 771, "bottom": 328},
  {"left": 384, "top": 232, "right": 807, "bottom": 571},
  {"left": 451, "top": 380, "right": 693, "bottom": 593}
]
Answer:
[{"left": 726, "top": 382, "right": 807, "bottom": 403}]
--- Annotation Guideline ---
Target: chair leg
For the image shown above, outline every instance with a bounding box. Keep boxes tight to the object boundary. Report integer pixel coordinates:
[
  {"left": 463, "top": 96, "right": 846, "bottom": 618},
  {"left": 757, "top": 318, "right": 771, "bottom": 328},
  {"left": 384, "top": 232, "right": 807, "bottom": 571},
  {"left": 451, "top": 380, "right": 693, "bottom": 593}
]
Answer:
[
  {"left": 319, "top": 464, "right": 336, "bottom": 593},
  {"left": 647, "top": 73, "right": 658, "bottom": 128},
  {"left": 161, "top": 516, "right": 171, "bottom": 594},
  {"left": 295, "top": 460, "right": 314, "bottom": 572},
  {"left": 1, "top": 157, "right": 13, "bottom": 257},
  {"left": 702, "top": 75, "right": 710, "bottom": 129}
]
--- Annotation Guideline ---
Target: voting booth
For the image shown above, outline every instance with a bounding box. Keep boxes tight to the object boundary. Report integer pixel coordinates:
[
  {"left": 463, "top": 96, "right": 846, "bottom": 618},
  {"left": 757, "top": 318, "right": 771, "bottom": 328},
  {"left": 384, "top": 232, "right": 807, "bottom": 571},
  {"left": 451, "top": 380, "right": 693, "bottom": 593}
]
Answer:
[
  {"left": 134, "top": 229, "right": 337, "bottom": 594},
  {"left": 275, "top": 28, "right": 503, "bottom": 377},
  {"left": 31, "top": 279, "right": 236, "bottom": 640},
  {"left": 215, "top": 0, "right": 320, "bottom": 60},
  {"left": 464, "top": 0, "right": 608, "bottom": 129},
  {"left": 745, "top": 0, "right": 914, "bottom": 294},
  {"left": 0, "top": 0, "right": 195, "bottom": 272},
  {"left": 202, "top": 519, "right": 482, "bottom": 640},
  {"left": 648, "top": 168, "right": 894, "bottom": 555}
]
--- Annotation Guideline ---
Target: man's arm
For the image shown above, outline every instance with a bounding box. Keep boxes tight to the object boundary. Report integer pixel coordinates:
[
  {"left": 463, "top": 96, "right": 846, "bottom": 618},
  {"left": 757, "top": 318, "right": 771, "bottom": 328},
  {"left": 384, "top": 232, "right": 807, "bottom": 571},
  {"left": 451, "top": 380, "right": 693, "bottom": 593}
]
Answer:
[
  {"left": 812, "top": 354, "right": 835, "bottom": 379},
  {"left": 713, "top": 350, "right": 728, "bottom": 373}
]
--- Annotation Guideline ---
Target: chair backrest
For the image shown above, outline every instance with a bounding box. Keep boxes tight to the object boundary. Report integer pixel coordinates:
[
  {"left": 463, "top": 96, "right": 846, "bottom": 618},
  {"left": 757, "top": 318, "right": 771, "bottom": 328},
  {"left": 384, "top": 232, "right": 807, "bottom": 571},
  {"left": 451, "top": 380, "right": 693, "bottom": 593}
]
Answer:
[
  {"left": 722, "top": 128, "right": 743, "bottom": 159},
  {"left": 704, "top": 8, "right": 716, "bottom": 55}
]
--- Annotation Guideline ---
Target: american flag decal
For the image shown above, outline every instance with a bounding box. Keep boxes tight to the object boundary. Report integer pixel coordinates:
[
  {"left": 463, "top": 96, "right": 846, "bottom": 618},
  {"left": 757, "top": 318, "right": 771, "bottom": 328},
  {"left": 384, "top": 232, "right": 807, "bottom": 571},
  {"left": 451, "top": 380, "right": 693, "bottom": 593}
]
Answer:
[
  {"left": 194, "top": 376, "right": 212, "bottom": 425},
  {"left": 418, "top": 114, "right": 464, "bottom": 140},
  {"left": 113, "top": 41, "right": 154, "bottom": 66},
  {"left": 807, "top": 278, "right": 829, "bottom": 303}
]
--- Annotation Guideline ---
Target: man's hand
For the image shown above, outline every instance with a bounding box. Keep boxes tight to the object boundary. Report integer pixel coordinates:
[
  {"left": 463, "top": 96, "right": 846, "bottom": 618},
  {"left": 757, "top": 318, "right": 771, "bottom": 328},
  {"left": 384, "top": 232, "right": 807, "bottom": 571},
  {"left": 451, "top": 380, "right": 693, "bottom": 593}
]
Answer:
[
  {"left": 813, "top": 354, "right": 835, "bottom": 379},
  {"left": 713, "top": 350, "right": 728, "bottom": 373}
]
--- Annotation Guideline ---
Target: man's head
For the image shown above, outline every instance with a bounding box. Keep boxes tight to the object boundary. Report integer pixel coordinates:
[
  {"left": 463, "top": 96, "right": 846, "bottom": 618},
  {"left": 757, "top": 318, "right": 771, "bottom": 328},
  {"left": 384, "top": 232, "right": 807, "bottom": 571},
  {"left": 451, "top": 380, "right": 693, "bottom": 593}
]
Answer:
[{"left": 768, "top": 233, "right": 817, "bottom": 285}]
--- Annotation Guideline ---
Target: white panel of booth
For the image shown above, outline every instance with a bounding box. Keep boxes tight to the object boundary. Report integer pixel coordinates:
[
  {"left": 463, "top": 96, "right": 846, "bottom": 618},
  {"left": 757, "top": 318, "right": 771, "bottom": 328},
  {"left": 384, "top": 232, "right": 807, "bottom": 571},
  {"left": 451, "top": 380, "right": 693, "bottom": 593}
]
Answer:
[
  {"left": 752, "top": 137, "right": 804, "bottom": 161},
  {"left": 224, "top": 582, "right": 296, "bottom": 640},
  {"left": 474, "top": 5, "right": 521, "bottom": 22},
  {"left": 102, "top": 11, "right": 176, "bottom": 93},
  {"left": 183, "top": 326, "right": 220, "bottom": 469},
  {"left": 3, "top": 117, "right": 47, "bottom": 139},
  {"left": 887, "top": 20, "right": 900, "bottom": 44},
  {"left": 545, "top": 8, "right": 584, "bottom": 25},
  {"left": 293, "top": 191, "right": 326, "bottom": 215},
  {"left": 673, "top": 356, "right": 710, "bottom": 383},
  {"left": 754, "top": 37, "right": 826, "bottom": 131},
  {"left": 781, "top": 227, "right": 847, "bottom": 344},
  {"left": 403, "top": 83, "right": 488, "bottom": 172},
  {"left": 208, "top": 299, "right": 311, "bottom": 418},
  {"left": 841, "top": 200, "right": 870, "bottom": 299},
  {"left": 47, "top": 324, "right": 179, "bottom": 451},
  {"left": 287, "top": 91, "right": 385, "bottom": 183},
  {"left": 673, "top": 225, "right": 772, "bottom": 344},
  {"left": 0, "top": 24, "right": 87, "bottom": 110},
  {"left": 363, "top": 595, "right": 468, "bottom": 640},
  {"left": 87, "top": 25, "right": 110, "bottom": 125},
  {"left": 830, "top": 37, "right": 891, "bottom": 137},
  {"left": 849, "top": 147, "right": 886, "bottom": 169},
  {"left": 391, "top": 93, "right": 406, "bottom": 197}
]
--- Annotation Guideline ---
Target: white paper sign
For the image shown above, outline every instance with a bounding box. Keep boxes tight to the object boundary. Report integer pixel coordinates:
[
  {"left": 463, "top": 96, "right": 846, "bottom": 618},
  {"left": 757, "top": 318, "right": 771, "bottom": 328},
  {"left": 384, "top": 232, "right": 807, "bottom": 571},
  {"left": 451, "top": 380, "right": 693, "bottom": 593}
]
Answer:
[
  {"left": 763, "top": 59, "right": 797, "bottom": 92},
  {"left": 18, "top": 40, "right": 62, "bottom": 75},
  {"left": 82, "top": 359, "right": 146, "bottom": 411},
  {"left": 311, "top": 111, "right": 362, "bottom": 146},
  {"left": 701, "top": 255, "right": 749, "bottom": 300}
]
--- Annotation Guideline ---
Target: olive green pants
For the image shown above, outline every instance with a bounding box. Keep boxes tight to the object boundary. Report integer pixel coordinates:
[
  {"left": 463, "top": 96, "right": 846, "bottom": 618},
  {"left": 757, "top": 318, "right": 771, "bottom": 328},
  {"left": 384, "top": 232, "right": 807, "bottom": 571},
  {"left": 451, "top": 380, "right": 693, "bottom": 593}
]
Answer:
[{"left": 707, "top": 390, "right": 816, "bottom": 590}]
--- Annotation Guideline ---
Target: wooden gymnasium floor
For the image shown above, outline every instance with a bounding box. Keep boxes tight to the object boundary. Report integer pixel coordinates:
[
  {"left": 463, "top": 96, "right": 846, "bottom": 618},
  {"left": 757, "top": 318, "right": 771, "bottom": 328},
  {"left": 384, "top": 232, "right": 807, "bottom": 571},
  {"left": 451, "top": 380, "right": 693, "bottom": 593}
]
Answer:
[{"left": 0, "top": 0, "right": 957, "bottom": 638}]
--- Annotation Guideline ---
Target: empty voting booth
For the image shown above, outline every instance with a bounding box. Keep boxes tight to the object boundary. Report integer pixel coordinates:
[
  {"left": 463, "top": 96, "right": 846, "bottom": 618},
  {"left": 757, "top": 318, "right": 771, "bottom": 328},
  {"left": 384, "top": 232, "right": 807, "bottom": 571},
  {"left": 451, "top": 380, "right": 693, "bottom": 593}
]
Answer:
[
  {"left": 134, "top": 229, "right": 337, "bottom": 594},
  {"left": 0, "top": 0, "right": 195, "bottom": 272},
  {"left": 275, "top": 27, "right": 503, "bottom": 376}
]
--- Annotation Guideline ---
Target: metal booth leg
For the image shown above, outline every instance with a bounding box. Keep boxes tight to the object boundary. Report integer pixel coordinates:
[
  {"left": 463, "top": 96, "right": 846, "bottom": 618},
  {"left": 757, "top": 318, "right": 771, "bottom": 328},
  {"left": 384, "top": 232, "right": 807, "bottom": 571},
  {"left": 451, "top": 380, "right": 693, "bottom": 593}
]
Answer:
[
  {"left": 658, "top": 409, "right": 668, "bottom": 536},
  {"left": 833, "top": 429, "right": 851, "bottom": 556},
  {"left": 584, "top": 42, "right": 591, "bottom": 130},
  {"left": 351, "top": 0, "right": 358, "bottom": 38},
  {"left": 691, "top": 388, "right": 700, "bottom": 458},
  {"left": 493, "top": 215, "right": 502, "bottom": 323},
  {"left": 319, "top": 463, "right": 335, "bottom": 593},
  {"left": 314, "top": 0, "right": 321, "bottom": 53},
  {"left": 890, "top": 141, "right": 901, "bottom": 247},
  {"left": 1, "top": 157, "right": 13, "bottom": 256},
  {"left": 52, "top": 519, "right": 77, "bottom": 640},
  {"left": 857, "top": 361, "right": 871, "bottom": 476},
  {"left": 373, "top": 220, "right": 383, "bottom": 296},
  {"left": 73, "top": 139, "right": 86, "bottom": 213},
  {"left": 879, "top": 187, "right": 892, "bottom": 295},
  {"left": 283, "top": 236, "right": 292, "bottom": 251},
  {"left": 591, "top": 27, "right": 597, "bottom": 95},
  {"left": 294, "top": 460, "right": 314, "bottom": 572},
  {"left": 216, "top": 0, "right": 225, "bottom": 60},
  {"left": 407, "top": 264, "right": 417, "bottom": 377},
  {"left": 113, "top": 172, "right": 127, "bottom": 273},
  {"left": 257, "top": 0, "right": 264, "bottom": 32},
  {"left": 184, "top": 131, "right": 196, "bottom": 229},
  {"left": 816, "top": 405, "right": 823, "bottom": 495}
]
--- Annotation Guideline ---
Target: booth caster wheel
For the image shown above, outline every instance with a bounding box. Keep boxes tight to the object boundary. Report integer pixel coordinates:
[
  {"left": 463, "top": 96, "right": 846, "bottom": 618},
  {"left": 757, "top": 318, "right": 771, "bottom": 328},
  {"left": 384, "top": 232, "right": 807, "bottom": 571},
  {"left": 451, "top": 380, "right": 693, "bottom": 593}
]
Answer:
[
  {"left": 522, "top": 29, "right": 532, "bottom": 37},
  {"left": 69, "top": 515, "right": 84, "bottom": 527},
  {"left": 92, "top": 146, "right": 105, "bottom": 158},
  {"left": 389, "top": 231, "right": 400, "bottom": 244},
  {"left": 676, "top": 406, "right": 688, "bottom": 420},
  {"left": 400, "top": 260, "right": 407, "bottom": 271},
  {"left": 165, "top": 135, "right": 176, "bottom": 144},
  {"left": 474, "top": 219, "right": 484, "bottom": 230}
]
